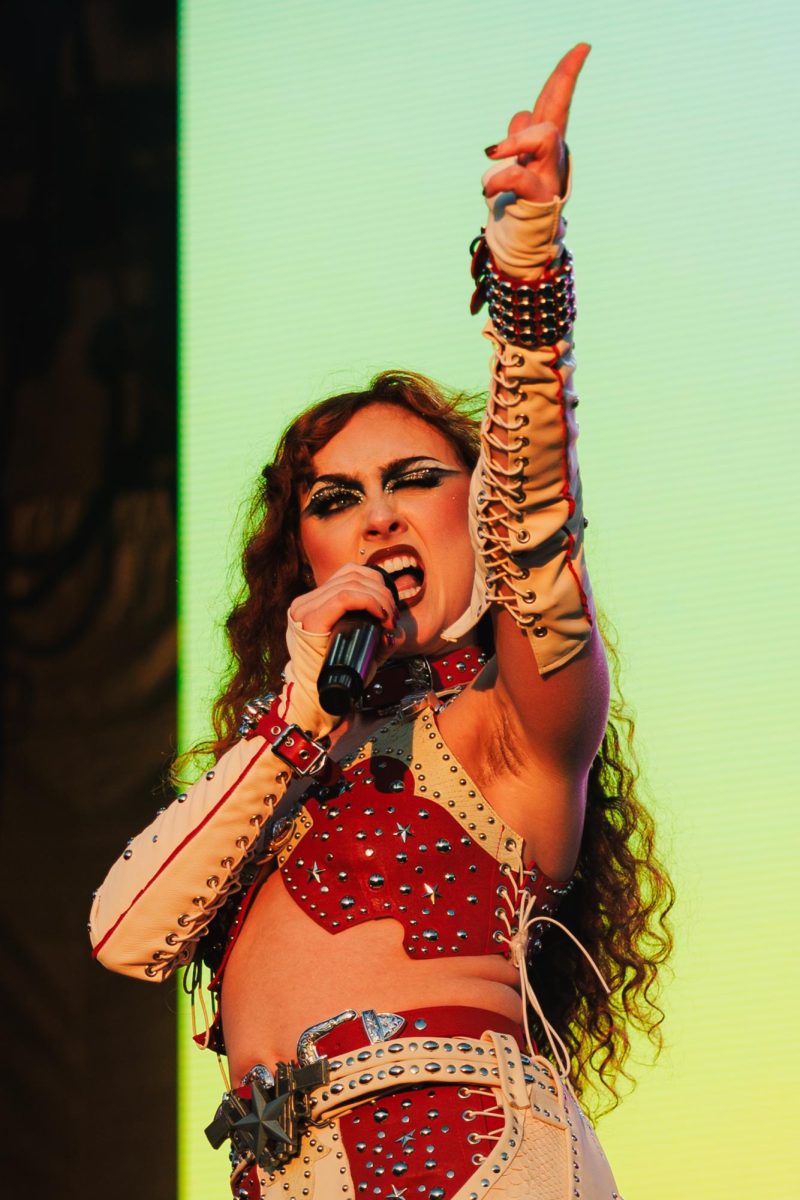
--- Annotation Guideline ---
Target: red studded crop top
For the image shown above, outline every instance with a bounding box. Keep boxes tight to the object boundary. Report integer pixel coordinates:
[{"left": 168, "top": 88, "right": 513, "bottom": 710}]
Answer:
[
  {"left": 203, "top": 699, "right": 573, "bottom": 994},
  {"left": 279, "top": 704, "right": 550, "bottom": 958}
]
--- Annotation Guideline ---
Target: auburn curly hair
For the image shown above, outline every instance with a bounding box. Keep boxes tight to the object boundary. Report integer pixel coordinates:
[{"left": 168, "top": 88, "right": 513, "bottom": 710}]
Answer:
[{"left": 187, "top": 368, "right": 674, "bottom": 1117}]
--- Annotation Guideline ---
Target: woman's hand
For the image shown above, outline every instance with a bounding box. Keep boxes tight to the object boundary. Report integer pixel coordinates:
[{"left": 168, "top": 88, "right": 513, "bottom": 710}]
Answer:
[
  {"left": 290, "top": 564, "right": 399, "bottom": 639},
  {"left": 483, "top": 43, "right": 590, "bottom": 203}
]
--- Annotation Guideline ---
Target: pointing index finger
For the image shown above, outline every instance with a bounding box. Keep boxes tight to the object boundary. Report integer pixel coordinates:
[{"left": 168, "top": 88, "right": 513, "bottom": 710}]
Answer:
[{"left": 531, "top": 43, "right": 591, "bottom": 136}]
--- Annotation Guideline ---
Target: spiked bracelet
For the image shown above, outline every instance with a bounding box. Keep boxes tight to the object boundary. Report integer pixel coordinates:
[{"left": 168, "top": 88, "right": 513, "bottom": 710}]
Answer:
[{"left": 470, "top": 234, "right": 576, "bottom": 347}]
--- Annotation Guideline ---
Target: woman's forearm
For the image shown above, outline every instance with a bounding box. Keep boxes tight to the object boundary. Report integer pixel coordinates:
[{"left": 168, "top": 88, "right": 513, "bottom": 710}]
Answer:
[
  {"left": 89, "top": 735, "right": 291, "bottom": 980},
  {"left": 478, "top": 303, "right": 592, "bottom": 676},
  {"left": 450, "top": 180, "right": 592, "bottom": 675},
  {"left": 90, "top": 608, "right": 344, "bottom": 980}
]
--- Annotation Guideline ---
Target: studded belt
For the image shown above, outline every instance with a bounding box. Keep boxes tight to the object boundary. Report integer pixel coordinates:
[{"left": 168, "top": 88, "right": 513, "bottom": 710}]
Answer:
[
  {"left": 205, "top": 1006, "right": 562, "bottom": 1191},
  {"left": 207, "top": 1004, "right": 623, "bottom": 1200},
  {"left": 308, "top": 1030, "right": 551, "bottom": 1123},
  {"left": 219, "top": 1029, "right": 595, "bottom": 1200}
]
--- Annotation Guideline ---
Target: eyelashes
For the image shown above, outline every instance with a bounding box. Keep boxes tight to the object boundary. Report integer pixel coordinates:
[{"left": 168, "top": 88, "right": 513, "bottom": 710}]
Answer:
[
  {"left": 392, "top": 467, "right": 454, "bottom": 492},
  {"left": 303, "top": 485, "right": 360, "bottom": 518},
  {"left": 304, "top": 467, "right": 454, "bottom": 518}
]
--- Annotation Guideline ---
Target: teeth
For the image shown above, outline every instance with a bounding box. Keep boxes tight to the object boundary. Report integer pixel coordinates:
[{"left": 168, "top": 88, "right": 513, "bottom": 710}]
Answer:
[
  {"left": 377, "top": 553, "right": 422, "bottom": 574},
  {"left": 397, "top": 583, "right": 422, "bottom": 600}
]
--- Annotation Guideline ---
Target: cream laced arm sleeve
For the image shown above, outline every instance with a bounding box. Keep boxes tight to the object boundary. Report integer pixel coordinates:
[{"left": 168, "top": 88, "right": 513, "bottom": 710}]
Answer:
[
  {"left": 442, "top": 162, "right": 592, "bottom": 673},
  {"left": 90, "top": 617, "right": 338, "bottom": 980},
  {"left": 89, "top": 736, "right": 293, "bottom": 980}
]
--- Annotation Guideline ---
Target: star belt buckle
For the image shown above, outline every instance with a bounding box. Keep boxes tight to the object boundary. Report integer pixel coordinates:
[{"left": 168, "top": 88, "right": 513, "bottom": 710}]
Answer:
[{"left": 205, "top": 1059, "right": 329, "bottom": 1172}]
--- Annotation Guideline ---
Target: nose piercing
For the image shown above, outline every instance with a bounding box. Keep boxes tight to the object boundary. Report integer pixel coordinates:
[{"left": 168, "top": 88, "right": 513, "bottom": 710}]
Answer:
[{"left": 359, "top": 548, "right": 366, "bottom": 556}]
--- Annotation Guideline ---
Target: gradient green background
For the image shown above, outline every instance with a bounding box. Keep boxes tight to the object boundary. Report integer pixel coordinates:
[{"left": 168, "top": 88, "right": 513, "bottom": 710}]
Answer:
[{"left": 179, "top": 2, "right": 799, "bottom": 1196}]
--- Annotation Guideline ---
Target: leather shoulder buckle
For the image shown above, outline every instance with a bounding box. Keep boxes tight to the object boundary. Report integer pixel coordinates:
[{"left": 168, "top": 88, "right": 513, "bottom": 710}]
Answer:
[{"left": 270, "top": 723, "right": 332, "bottom": 778}]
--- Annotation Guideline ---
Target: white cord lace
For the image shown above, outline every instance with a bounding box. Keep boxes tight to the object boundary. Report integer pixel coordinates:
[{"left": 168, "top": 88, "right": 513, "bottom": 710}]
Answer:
[
  {"left": 476, "top": 349, "right": 539, "bottom": 616},
  {"left": 457, "top": 1086, "right": 506, "bottom": 1161},
  {"left": 476, "top": 339, "right": 580, "bottom": 631},
  {"left": 495, "top": 869, "right": 610, "bottom": 1083},
  {"left": 187, "top": 962, "right": 233, "bottom": 1090}
]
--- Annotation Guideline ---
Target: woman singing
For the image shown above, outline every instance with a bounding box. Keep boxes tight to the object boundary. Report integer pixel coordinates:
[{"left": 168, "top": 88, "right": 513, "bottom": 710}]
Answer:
[{"left": 90, "top": 46, "right": 673, "bottom": 1199}]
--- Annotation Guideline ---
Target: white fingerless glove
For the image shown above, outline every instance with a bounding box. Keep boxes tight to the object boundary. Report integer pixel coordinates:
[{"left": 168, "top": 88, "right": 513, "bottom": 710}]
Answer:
[
  {"left": 281, "top": 615, "right": 340, "bottom": 739},
  {"left": 481, "top": 156, "right": 571, "bottom": 279}
]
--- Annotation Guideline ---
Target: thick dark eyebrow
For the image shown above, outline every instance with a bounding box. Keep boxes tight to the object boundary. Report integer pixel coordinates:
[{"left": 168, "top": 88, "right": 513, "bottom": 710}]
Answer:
[
  {"left": 307, "top": 456, "right": 455, "bottom": 493},
  {"left": 307, "top": 471, "right": 365, "bottom": 492}
]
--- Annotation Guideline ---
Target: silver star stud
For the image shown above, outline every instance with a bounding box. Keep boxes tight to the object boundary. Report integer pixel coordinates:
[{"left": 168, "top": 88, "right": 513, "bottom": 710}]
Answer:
[
  {"left": 306, "top": 861, "right": 324, "bottom": 883},
  {"left": 422, "top": 883, "right": 441, "bottom": 904},
  {"left": 388, "top": 1188, "right": 407, "bottom": 1199},
  {"left": 396, "top": 1130, "right": 416, "bottom": 1148},
  {"left": 394, "top": 823, "right": 412, "bottom": 843}
]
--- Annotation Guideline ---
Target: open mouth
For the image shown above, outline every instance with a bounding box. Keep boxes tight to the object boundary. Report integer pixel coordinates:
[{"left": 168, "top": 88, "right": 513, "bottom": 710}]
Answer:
[{"left": 367, "top": 545, "right": 426, "bottom": 608}]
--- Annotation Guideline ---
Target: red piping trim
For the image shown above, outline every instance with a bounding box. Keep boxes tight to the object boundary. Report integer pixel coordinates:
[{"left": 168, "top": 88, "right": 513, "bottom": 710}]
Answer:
[
  {"left": 487, "top": 250, "right": 559, "bottom": 288},
  {"left": 549, "top": 346, "right": 592, "bottom": 625},
  {"left": 277, "top": 682, "right": 293, "bottom": 720},
  {"left": 91, "top": 739, "right": 273, "bottom": 958}
]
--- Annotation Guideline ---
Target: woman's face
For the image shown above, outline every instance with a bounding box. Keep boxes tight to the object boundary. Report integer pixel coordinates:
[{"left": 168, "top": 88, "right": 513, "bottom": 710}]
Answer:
[{"left": 299, "top": 404, "right": 475, "bottom": 654}]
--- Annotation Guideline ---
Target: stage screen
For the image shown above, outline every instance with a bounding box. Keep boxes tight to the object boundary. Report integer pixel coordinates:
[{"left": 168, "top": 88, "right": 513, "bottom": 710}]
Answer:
[{"left": 178, "top": 3, "right": 798, "bottom": 1196}]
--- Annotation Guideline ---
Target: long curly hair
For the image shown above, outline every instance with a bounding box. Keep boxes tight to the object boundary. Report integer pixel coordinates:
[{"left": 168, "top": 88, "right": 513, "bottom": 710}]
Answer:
[{"left": 190, "top": 368, "right": 673, "bottom": 1116}]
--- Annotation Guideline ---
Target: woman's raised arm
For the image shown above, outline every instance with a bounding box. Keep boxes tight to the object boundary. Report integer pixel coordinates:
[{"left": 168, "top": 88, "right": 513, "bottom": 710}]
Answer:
[{"left": 450, "top": 46, "right": 609, "bottom": 804}]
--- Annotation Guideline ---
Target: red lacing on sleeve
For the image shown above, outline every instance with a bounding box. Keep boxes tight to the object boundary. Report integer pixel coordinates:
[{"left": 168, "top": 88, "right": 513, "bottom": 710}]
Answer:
[{"left": 549, "top": 344, "right": 592, "bottom": 624}]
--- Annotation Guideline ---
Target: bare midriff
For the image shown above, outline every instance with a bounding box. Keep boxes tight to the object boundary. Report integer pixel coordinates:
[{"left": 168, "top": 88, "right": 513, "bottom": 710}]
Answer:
[{"left": 221, "top": 868, "right": 523, "bottom": 1085}]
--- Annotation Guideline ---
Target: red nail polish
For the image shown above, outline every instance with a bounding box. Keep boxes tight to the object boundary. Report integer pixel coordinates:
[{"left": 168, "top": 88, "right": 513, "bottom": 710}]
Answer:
[{"left": 484, "top": 144, "right": 498, "bottom": 156}]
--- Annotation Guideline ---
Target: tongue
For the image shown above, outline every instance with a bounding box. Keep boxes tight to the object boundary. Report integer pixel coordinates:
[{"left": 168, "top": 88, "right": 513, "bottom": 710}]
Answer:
[{"left": 393, "top": 571, "right": 420, "bottom": 592}]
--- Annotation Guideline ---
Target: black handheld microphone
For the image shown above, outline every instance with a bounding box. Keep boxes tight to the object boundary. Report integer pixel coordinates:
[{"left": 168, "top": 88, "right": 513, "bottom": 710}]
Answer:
[{"left": 317, "top": 567, "right": 399, "bottom": 716}]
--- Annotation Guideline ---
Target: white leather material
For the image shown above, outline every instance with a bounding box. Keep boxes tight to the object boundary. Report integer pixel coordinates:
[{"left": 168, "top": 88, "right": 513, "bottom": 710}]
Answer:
[
  {"left": 444, "top": 321, "right": 592, "bottom": 671},
  {"left": 475, "top": 321, "right": 593, "bottom": 674},
  {"left": 444, "top": 158, "right": 591, "bottom": 669},
  {"left": 254, "top": 1032, "right": 622, "bottom": 1200},
  {"left": 563, "top": 1087, "right": 621, "bottom": 1200},
  {"left": 488, "top": 1029, "right": 530, "bottom": 1109},
  {"left": 284, "top": 614, "right": 340, "bottom": 738},
  {"left": 481, "top": 157, "right": 571, "bottom": 280},
  {"left": 89, "top": 734, "right": 291, "bottom": 980},
  {"left": 260, "top": 1118, "right": 353, "bottom": 1199},
  {"left": 90, "top": 615, "right": 340, "bottom": 981}
]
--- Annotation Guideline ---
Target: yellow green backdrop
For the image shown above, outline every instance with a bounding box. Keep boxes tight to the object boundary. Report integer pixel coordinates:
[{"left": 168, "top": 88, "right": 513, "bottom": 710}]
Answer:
[{"left": 179, "top": 2, "right": 799, "bottom": 1196}]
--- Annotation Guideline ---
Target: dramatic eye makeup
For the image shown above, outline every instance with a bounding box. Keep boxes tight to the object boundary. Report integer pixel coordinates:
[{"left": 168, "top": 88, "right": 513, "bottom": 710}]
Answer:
[
  {"left": 302, "top": 457, "right": 462, "bottom": 519},
  {"left": 302, "top": 483, "right": 363, "bottom": 518},
  {"left": 386, "top": 465, "right": 454, "bottom": 492}
]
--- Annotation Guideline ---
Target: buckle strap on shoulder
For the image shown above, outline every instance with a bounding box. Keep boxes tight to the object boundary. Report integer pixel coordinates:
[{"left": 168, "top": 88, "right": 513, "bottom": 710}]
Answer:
[
  {"left": 242, "top": 694, "right": 340, "bottom": 785},
  {"left": 269, "top": 723, "right": 332, "bottom": 779}
]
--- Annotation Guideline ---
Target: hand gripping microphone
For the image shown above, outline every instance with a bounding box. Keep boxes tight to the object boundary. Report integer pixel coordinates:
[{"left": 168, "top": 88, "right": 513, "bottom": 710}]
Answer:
[{"left": 317, "top": 567, "right": 400, "bottom": 717}]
